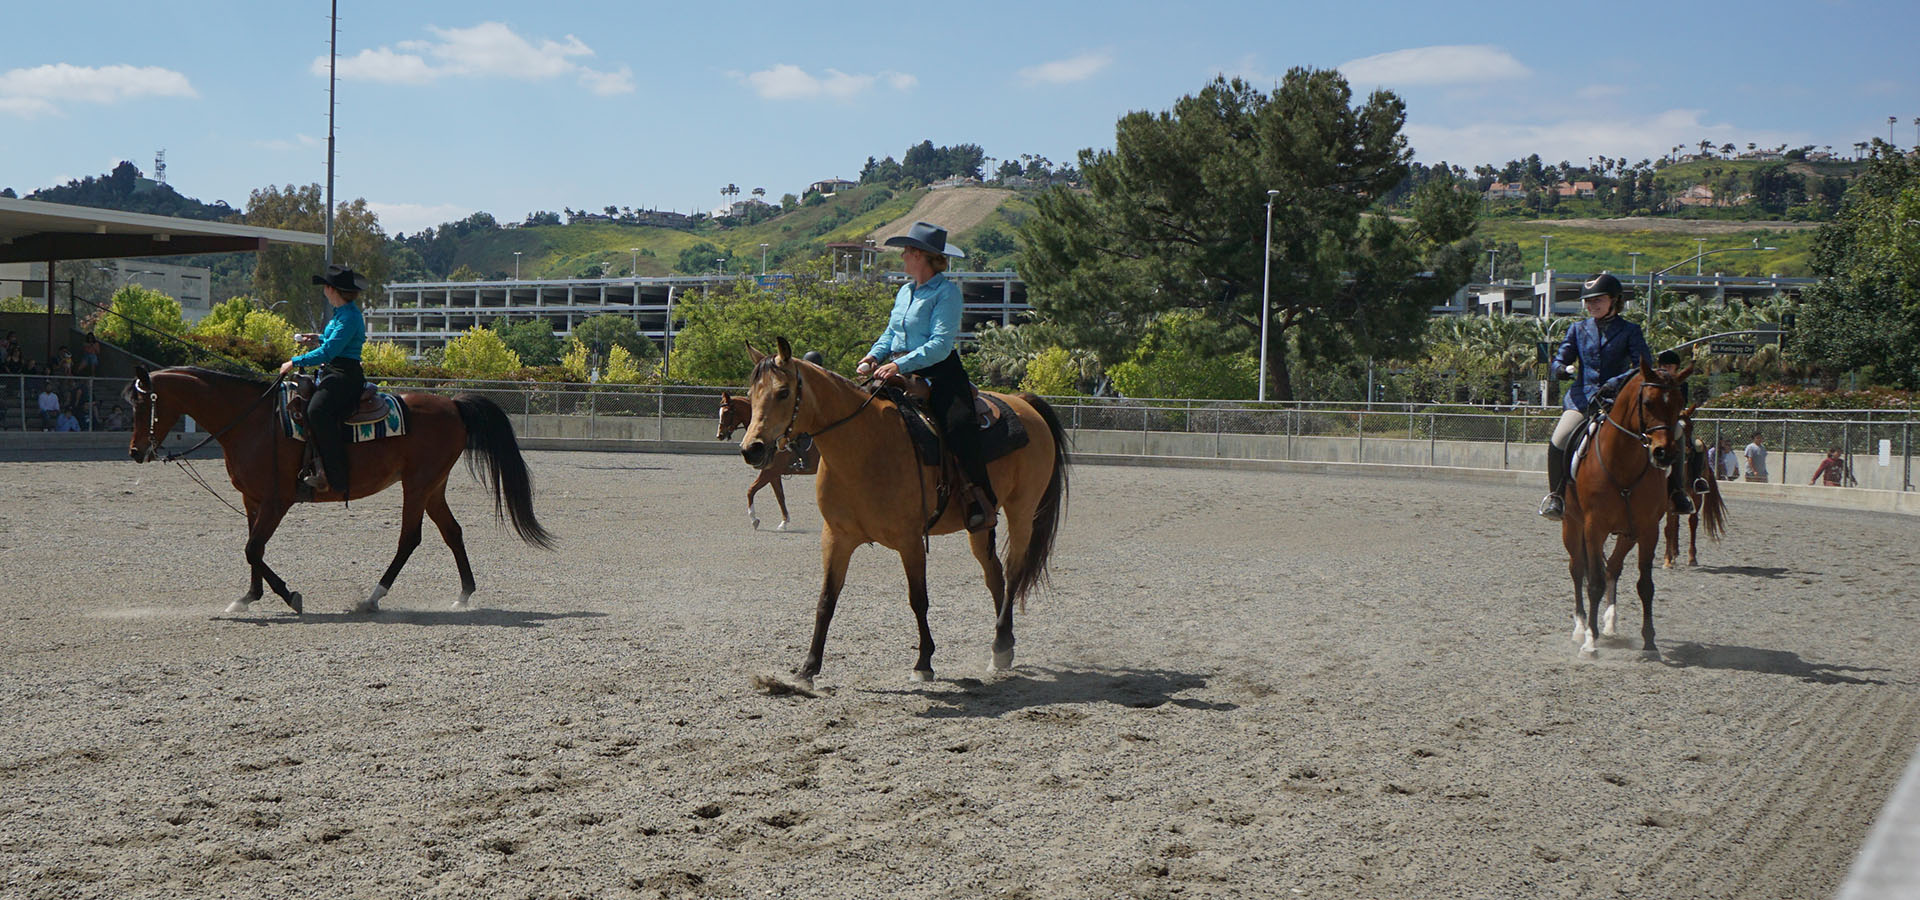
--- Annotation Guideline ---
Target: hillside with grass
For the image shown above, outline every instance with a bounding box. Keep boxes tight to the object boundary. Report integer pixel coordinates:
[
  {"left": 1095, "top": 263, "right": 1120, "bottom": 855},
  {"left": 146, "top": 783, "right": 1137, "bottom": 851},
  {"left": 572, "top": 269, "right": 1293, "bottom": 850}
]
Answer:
[{"left": 1476, "top": 220, "right": 1817, "bottom": 278}]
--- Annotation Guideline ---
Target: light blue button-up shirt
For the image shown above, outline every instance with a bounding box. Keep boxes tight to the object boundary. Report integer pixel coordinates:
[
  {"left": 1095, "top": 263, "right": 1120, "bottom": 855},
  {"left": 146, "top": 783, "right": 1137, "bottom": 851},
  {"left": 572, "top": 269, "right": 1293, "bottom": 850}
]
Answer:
[
  {"left": 868, "top": 272, "right": 961, "bottom": 374},
  {"left": 291, "top": 302, "right": 367, "bottom": 367}
]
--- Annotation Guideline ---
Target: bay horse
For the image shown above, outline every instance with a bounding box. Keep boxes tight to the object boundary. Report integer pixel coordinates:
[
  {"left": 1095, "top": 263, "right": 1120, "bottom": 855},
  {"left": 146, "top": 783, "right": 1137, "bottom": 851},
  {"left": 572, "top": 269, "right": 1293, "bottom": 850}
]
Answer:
[
  {"left": 717, "top": 391, "right": 818, "bottom": 531},
  {"left": 736, "top": 338, "right": 1068, "bottom": 687},
  {"left": 1562, "top": 359, "right": 1693, "bottom": 658},
  {"left": 128, "top": 366, "right": 554, "bottom": 615},
  {"left": 1662, "top": 412, "right": 1728, "bottom": 568}
]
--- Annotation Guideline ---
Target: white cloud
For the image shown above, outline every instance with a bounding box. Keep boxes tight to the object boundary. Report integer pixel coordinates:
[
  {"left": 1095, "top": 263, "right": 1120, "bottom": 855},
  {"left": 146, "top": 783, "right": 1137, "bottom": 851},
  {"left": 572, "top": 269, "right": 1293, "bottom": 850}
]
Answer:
[
  {"left": 1018, "top": 51, "right": 1113, "bottom": 86},
  {"left": 1576, "top": 84, "right": 1626, "bottom": 100},
  {"left": 250, "top": 134, "right": 322, "bottom": 152},
  {"left": 734, "top": 64, "right": 914, "bottom": 101},
  {"left": 1339, "top": 45, "right": 1530, "bottom": 86},
  {"left": 315, "top": 21, "right": 630, "bottom": 95},
  {"left": 1210, "top": 54, "right": 1272, "bottom": 86},
  {"left": 1405, "top": 109, "right": 1804, "bottom": 167},
  {"left": 0, "top": 63, "right": 197, "bottom": 117},
  {"left": 366, "top": 201, "right": 476, "bottom": 236}
]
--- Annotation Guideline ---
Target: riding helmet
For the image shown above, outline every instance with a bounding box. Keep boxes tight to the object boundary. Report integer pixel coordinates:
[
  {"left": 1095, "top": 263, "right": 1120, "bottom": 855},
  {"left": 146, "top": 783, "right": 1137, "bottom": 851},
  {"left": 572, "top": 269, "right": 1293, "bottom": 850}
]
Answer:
[{"left": 1580, "top": 272, "right": 1624, "bottom": 300}]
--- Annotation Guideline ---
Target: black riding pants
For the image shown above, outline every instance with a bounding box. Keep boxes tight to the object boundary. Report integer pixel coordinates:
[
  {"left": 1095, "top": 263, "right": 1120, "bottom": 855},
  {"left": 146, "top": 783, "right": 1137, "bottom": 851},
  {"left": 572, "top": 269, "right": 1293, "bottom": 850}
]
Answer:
[
  {"left": 919, "top": 351, "right": 994, "bottom": 503},
  {"left": 307, "top": 358, "right": 364, "bottom": 489}
]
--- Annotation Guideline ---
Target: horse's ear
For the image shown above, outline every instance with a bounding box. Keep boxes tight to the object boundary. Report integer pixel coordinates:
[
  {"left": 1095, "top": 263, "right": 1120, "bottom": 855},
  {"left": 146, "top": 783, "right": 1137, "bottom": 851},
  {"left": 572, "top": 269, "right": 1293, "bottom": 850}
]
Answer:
[
  {"left": 721, "top": 391, "right": 733, "bottom": 403},
  {"left": 134, "top": 366, "right": 151, "bottom": 391},
  {"left": 745, "top": 341, "right": 764, "bottom": 364},
  {"left": 775, "top": 336, "right": 792, "bottom": 365},
  {"left": 1683, "top": 402, "right": 1700, "bottom": 418}
]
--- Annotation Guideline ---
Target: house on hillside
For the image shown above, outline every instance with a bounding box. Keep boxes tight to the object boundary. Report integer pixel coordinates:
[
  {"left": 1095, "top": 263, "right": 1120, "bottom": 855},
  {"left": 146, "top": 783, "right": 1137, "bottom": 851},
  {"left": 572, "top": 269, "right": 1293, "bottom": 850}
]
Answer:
[
  {"left": 929, "top": 175, "right": 981, "bottom": 190},
  {"left": 1553, "top": 181, "right": 1597, "bottom": 199},
  {"left": 1673, "top": 184, "right": 1718, "bottom": 207},
  {"left": 1484, "top": 182, "right": 1527, "bottom": 200},
  {"left": 807, "top": 178, "right": 857, "bottom": 197},
  {"left": 712, "top": 197, "right": 772, "bottom": 219}
]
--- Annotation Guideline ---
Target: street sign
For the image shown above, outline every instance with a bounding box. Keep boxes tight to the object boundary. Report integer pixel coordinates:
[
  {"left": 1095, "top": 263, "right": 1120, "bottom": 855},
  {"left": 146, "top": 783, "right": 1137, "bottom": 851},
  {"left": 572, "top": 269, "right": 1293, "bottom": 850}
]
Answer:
[{"left": 1708, "top": 341, "right": 1756, "bottom": 355}]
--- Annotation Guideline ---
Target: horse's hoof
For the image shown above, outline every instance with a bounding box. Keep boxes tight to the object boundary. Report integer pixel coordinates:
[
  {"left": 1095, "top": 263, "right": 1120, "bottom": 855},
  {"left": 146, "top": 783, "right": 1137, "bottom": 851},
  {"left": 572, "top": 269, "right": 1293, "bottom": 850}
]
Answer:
[
  {"left": 1579, "top": 647, "right": 1597, "bottom": 659},
  {"left": 750, "top": 517, "right": 761, "bottom": 531},
  {"left": 1662, "top": 559, "right": 1674, "bottom": 570},
  {"left": 991, "top": 649, "right": 1015, "bottom": 671},
  {"left": 283, "top": 592, "right": 302, "bottom": 615},
  {"left": 225, "top": 597, "right": 253, "bottom": 615},
  {"left": 451, "top": 591, "right": 473, "bottom": 611},
  {"left": 1641, "top": 648, "right": 1662, "bottom": 662},
  {"left": 776, "top": 520, "right": 789, "bottom": 532},
  {"left": 909, "top": 669, "right": 935, "bottom": 683}
]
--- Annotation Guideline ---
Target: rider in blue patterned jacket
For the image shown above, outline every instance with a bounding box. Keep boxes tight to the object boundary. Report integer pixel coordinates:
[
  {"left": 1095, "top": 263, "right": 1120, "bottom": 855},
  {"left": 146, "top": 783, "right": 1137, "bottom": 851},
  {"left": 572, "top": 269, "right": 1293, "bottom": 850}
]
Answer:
[{"left": 1538, "top": 273, "right": 1682, "bottom": 520}]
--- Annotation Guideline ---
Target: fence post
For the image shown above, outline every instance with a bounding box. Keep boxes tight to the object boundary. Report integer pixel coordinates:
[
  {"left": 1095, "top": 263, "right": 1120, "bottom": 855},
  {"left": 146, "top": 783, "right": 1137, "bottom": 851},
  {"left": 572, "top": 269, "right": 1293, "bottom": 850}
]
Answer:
[
  {"left": 657, "top": 389, "right": 666, "bottom": 442},
  {"left": 588, "top": 389, "right": 597, "bottom": 440},
  {"left": 1781, "top": 419, "right": 1790, "bottom": 484},
  {"left": 1429, "top": 412, "right": 1437, "bottom": 466},
  {"left": 1356, "top": 411, "right": 1364, "bottom": 464}
]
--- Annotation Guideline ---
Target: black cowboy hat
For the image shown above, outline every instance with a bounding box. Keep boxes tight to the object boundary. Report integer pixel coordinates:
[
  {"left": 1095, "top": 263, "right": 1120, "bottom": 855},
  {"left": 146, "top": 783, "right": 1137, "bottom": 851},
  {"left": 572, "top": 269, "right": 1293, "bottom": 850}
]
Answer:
[
  {"left": 1580, "top": 272, "right": 1624, "bottom": 300},
  {"left": 882, "top": 221, "right": 966, "bottom": 259},
  {"left": 311, "top": 264, "right": 370, "bottom": 293}
]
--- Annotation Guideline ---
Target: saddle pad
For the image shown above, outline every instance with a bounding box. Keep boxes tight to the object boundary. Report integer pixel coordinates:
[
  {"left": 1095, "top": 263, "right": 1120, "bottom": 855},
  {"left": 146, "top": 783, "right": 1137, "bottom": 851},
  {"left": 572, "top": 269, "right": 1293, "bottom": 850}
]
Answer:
[
  {"left": 1568, "top": 416, "right": 1599, "bottom": 479},
  {"left": 896, "top": 393, "right": 1029, "bottom": 467},
  {"left": 279, "top": 384, "right": 410, "bottom": 443}
]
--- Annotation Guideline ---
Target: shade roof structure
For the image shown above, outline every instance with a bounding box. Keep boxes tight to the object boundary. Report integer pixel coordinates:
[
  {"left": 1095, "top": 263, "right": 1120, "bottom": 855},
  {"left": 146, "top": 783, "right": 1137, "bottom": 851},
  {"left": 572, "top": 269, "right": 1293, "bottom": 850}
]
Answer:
[{"left": 0, "top": 196, "right": 325, "bottom": 264}]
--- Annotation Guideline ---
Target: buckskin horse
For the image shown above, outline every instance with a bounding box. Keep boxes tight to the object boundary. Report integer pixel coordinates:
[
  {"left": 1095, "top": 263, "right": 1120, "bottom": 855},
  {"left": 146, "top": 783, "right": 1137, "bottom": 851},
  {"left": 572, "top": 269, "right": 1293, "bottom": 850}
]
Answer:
[
  {"left": 127, "top": 365, "right": 554, "bottom": 615},
  {"left": 1562, "top": 359, "right": 1693, "bottom": 658},
  {"left": 717, "top": 391, "right": 818, "bottom": 531},
  {"left": 735, "top": 338, "right": 1068, "bottom": 687}
]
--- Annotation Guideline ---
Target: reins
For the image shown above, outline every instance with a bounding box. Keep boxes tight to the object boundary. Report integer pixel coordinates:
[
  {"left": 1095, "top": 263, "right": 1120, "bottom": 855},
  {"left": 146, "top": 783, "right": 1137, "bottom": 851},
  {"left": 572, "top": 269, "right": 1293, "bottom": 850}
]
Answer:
[
  {"left": 138, "top": 370, "right": 287, "bottom": 517},
  {"left": 1588, "top": 375, "right": 1677, "bottom": 500}
]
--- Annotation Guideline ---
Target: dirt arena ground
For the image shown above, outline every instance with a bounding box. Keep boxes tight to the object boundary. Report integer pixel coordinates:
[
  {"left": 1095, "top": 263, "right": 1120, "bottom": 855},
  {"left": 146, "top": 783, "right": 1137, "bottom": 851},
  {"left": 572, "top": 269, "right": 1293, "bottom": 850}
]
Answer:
[{"left": 3, "top": 450, "right": 1918, "bottom": 899}]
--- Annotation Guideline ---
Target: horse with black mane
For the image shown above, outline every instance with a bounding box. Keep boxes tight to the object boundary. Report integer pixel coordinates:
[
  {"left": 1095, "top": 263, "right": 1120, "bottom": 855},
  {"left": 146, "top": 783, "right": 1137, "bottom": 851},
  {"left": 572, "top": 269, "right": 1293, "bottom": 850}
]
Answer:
[
  {"left": 1562, "top": 359, "right": 1693, "bottom": 658},
  {"left": 127, "top": 365, "right": 554, "bottom": 614},
  {"left": 734, "top": 338, "right": 1068, "bottom": 687}
]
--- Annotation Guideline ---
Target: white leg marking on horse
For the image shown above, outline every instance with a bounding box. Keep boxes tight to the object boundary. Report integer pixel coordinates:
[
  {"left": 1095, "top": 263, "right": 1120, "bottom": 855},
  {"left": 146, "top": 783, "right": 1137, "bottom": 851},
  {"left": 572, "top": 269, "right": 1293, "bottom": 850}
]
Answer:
[
  {"left": 776, "top": 519, "right": 789, "bottom": 532},
  {"left": 1581, "top": 634, "right": 1598, "bottom": 657},
  {"left": 354, "top": 584, "right": 387, "bottom": 614},
  {"left": 991, "top": 649, "right": 1015, "bottom": 671},
  {"left": 909, "top": 670, "right": 934, "bottom": 683},
  {"left": 1571, "top": 615, "right": 1585, "bottom": 644},
  {"left": 1601, "top": 602, "right": 1617, "bottom": 638},
  {"left": 451, "top": 589, "right": 473, "bottom": 611},
  {"left": 226, "top": 597, "right": 253, "bottom": 615},
  {"left": 748, "top": 500, "right": 759, "bottom": 530}
]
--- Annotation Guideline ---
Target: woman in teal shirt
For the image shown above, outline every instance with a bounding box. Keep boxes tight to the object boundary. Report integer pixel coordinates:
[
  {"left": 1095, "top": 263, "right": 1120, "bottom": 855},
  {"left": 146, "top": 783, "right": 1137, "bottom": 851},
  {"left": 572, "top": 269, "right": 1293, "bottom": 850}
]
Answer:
[
  {"left": 857, "top": 222, "right": 994, "bottom": 532},
  {"left": 280, "top": 264, "right": 369, "bottom": 493}
]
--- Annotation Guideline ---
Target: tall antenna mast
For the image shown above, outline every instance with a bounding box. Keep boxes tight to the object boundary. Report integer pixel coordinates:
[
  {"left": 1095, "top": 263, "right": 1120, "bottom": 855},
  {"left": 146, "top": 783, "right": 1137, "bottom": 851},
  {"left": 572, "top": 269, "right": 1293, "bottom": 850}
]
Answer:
[
  {"left": 154, "top": 149, "right": 166, "bottom": 185},
  {"left": 325, "top": 0, "right": 338, "bottom": 266}
]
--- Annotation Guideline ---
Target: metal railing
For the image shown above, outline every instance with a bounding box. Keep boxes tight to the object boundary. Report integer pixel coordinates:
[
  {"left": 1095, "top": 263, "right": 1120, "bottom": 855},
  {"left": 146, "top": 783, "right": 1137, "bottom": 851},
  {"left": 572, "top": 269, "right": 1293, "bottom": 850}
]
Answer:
[{"left": 9, "top": 373, "right": 1912, "bottom": 492}]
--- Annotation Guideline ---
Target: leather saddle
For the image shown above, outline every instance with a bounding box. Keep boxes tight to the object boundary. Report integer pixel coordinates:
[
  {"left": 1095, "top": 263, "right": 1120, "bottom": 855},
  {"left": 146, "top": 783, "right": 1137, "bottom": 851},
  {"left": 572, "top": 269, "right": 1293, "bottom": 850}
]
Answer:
[
  {"left": 875, "top": 373, "right": 1002, "bottom": 427},
  {"left": 289, "top": 374, "right": 389, "bottom": 426}
]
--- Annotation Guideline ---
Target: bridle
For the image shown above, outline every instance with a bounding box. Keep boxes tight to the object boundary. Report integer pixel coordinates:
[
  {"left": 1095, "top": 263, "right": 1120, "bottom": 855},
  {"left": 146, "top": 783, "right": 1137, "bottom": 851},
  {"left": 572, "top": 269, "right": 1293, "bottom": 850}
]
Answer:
[
  {"left": 763, "top": 361, "right": 877, "bottom": 463},
  {"left": 1592, "top": 373, "right": 1680, "bottom": 498},
  {"left": 132, "top": 371, "right": 286, "bottom": 517}
]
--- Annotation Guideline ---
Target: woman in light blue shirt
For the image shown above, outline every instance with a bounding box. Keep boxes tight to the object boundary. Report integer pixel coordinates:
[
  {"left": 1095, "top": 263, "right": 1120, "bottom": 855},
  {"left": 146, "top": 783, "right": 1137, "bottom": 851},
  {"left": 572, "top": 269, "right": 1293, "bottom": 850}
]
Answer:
[
  {"left": 280, "top": 264, "right": 369, "bottom": 494},
  {"left": 857, "top": 221, "right": 994, "bottom": 531}
]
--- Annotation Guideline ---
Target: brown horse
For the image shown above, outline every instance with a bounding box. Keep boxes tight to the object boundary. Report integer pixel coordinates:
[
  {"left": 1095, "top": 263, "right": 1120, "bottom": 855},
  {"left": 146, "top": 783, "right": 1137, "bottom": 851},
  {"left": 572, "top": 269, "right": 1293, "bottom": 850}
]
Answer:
[
  {"left": 1562, "top": 360, "right": 1693, "bottom": 658},
  {"left": 1662, "top": 413, "right": 1728, "bottom": 568},
  {"left": 717, "top": 392, "right": 818, "bottom": 531},
  {"left": 735, "top": 338, "right": 1068, "bottom": 687},
  {"left": 128, "top": 366, "right": 554, "bottom": 615}
]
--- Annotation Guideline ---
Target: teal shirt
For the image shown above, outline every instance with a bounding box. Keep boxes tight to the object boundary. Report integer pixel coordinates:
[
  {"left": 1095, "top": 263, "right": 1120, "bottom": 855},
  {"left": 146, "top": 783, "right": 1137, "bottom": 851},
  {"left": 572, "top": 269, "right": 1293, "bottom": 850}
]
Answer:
[
  {"left": 291, "top": 302, "right": 366, "bottom": 366},
  {"left": 868, "top": 273, "right": 961, "bottom": 373}
]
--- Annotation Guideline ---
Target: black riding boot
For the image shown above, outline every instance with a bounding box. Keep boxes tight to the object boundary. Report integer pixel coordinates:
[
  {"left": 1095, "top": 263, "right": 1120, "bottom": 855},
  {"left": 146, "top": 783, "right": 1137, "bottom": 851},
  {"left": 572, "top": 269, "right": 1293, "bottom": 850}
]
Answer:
[
  {"left": 1668, "top": 462, "right": 1695, "bottom": 515},
  {"left": 1540, "top": 444, "right": 1568, "bottom": 520}
]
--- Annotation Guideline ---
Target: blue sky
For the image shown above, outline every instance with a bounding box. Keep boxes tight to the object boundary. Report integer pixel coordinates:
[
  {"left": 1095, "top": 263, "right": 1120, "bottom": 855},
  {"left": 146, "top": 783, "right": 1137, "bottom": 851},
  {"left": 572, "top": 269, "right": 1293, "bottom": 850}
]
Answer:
[{"left": 3, "top": 0, "right": 1916, "bottom": 235}]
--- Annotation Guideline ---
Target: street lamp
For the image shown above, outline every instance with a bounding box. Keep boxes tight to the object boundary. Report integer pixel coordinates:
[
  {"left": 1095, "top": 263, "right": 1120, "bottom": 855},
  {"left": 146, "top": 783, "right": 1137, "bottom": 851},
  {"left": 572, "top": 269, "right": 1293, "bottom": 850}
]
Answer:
[
  {"left": 1486, "top": 247, "right": 1498, "bottom": 283},
  {"left": 1648, "top": 238, "right": 1776, "bottom": 333},
  {"left": 759, "top": 243, "right": 770, "bottom": 275},
  {"left": 715, "top": 258, "right": 726, "bottom": 276},
  {"left": 1693, "top": 238, "right": 1706, "bottom": 275},
  {"left": 512, "top": 251, "right": 522, "bottom": 281},
  {"left": 629, "top": 247, "right": 639, "bottom": 277},
  {"left": 1627, "top": 251, "right": 1643, "bottom": 276},
  {"left": 1257, "top": 189, "right": 1279, "bottom": 403},
  {"left": 1543, "top": 235, "right": 1552, "bottom": 270}
]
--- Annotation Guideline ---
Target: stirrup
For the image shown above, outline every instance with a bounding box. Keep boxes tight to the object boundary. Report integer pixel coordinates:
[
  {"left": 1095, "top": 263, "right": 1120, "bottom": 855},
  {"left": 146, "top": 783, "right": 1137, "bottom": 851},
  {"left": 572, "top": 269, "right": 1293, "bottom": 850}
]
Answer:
[
  {"left": 1538, "top": 493, "right": 1564, "bottom": 521},
  {"left": 963, "top": 487, "right": 996, "bottom": 533},
  {"left": 301, "top": 470, "right": 329, "bottom": 492}
]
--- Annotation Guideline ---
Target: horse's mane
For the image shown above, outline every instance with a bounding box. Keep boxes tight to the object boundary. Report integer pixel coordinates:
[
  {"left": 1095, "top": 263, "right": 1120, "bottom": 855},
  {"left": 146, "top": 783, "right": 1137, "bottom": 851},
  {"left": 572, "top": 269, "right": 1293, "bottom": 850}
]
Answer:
[
  {"left": 160, "top": 365, "right": 273, "bottom": 388},
  {"left": 750, "top": 356, "right": 859, "bottom": 391}
]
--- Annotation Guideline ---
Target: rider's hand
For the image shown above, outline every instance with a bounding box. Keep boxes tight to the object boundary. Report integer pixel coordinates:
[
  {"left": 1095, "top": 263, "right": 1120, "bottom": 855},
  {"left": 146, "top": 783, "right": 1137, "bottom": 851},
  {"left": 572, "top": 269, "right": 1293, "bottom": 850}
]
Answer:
[
  {"left": 1563, "top": 364, "right": 1579, "bottom": 377},
  {"left": 874, "top": 362, "right": 900, "bottom": 381},
  {"left": 856, "top": 356, "right": 877, "bottom": 376},
  {"left": 279, "top": 360, "right": 295, "bottom": 376}
]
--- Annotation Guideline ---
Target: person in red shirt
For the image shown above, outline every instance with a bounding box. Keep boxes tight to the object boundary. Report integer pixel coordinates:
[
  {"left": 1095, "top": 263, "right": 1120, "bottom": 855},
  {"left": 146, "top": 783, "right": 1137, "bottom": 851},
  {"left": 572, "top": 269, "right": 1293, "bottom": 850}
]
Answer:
[{"left": 1809, "top": 447, "right": 1850, "bottom": 486}]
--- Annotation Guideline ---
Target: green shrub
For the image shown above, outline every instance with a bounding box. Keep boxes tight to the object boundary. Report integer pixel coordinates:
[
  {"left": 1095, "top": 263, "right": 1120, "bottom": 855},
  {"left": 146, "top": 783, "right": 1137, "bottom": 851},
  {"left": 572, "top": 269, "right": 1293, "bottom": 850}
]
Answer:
[
  {"left": 442, "top": 327, "right": 522, "bottom": 378},
  {"left": 360, "top": 341, "right": 414, "bottom": 378},
  {"left": 1019, "top": 347, "right": 1085, "bottom": 396}
]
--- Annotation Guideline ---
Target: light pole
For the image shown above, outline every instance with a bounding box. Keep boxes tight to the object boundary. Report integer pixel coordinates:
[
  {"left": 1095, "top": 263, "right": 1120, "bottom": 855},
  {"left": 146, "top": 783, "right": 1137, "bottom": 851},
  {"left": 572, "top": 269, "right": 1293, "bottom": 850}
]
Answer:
[
  {"left": 1257, "top": 189, "right": 1278, "bottom": 403},
  {"left": 1648, "top": 239, "right": 1776, "bottom": 334},
  {"left": 629, "top": 247, "right": 639, "bottom": 276},
  {"left": 1543, "top": 235, "right": 1552, "bottom": 270},
  {"left": 1627, "top": 251, "right": 1643, "bottom": 276},
  {"left": 512, "top": 251, "right": 522, "bottom": 281},
  {"left": 715, "top": 258, "right": 726, "bottom": 276},
  {"left": 1487, "top": 247, "right": 1498, "bottom": 282},
  {"left": 1694, "top": 239, "right": 1706, "bottom": 275},
  {"left": 759, "top": 243, "right": 770, "bottom": 275}
]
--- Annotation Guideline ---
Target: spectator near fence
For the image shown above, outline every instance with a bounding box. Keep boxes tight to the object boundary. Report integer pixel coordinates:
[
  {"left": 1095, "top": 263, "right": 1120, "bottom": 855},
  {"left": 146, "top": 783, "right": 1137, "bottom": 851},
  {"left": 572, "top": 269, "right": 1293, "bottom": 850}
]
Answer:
[
  {"left": 1744, "top": 433, "right": 1770, "bottom": 483},
  {"left": 53, "top": 408, "right": 79, "bottom": 432},
  {"left": 1810, "top": 447, "right": 1850, "bottom": 487},
  {"left": 1708, "top": 438, "right": 1741, "bottom": 482},
  {"left": 38, "top": 385, "right": 61, "bottom": 429}
]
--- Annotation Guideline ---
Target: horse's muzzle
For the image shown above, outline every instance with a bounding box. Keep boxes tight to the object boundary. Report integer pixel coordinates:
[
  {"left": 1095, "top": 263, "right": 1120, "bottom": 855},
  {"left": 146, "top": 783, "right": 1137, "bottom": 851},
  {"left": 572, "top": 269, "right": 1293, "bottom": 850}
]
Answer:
[{"left": 741, "top": 440, "right": 771, "bottom": 469}]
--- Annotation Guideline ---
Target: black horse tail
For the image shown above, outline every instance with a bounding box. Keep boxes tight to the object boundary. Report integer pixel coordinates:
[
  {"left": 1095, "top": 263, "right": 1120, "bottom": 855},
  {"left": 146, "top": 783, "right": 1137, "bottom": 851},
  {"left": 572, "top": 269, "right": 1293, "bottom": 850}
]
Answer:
[
  {"left": 453, "top": 393, "right": 556, "bottom": 550},
  {"left": 1699, "top": 471, "right": 1728, "bottom": 541},
  {"left": 1007, "top": 392, "right": 1070, "bottom": 606}
]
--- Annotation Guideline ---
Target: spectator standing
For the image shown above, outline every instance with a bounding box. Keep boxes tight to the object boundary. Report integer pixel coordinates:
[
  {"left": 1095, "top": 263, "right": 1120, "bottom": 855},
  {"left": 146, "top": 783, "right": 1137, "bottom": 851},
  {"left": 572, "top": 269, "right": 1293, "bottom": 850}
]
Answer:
[
  {"left": 1810, "top": 447, "right": 1850, "bottom": 486},
  {"left": 38, "top": 385, "right": 61, "bottom": 429},
  {"left": 1709, "top": 438, "right": 1740, "bottom": 482},
  {"left": 1744, "top": 433, "right": 1770, "bottom": 483},
  {"left": 77, "top": 332, "right": 101, "bottom": 377}
]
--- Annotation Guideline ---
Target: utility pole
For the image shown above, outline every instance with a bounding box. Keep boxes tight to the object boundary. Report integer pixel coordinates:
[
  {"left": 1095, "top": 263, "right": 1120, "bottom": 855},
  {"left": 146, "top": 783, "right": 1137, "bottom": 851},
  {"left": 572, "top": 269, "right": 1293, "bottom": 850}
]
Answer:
[{"left": 325, "top": 0, "right": 337, "bottom": 266}]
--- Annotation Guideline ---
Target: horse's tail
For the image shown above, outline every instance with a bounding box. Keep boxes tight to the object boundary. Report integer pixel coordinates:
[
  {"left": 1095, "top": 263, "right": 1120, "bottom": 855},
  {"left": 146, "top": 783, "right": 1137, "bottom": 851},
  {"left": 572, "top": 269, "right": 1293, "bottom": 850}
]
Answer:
[
  {"left": 453, "top": 393, "right": 556, "bottom": 549},
  {"left": 1006, "top": 393, "right": 1070, "bottom": 605},
  {"left": 1699, "top": 472, "right": 1728, "bottom": 542}
]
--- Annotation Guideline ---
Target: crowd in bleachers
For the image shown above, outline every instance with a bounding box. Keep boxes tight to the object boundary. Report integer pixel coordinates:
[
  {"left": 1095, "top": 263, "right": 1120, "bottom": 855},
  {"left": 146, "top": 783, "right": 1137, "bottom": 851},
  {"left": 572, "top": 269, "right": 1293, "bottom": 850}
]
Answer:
[{"left": 0, "top": 330, "right": 127, "bottom": 432}]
